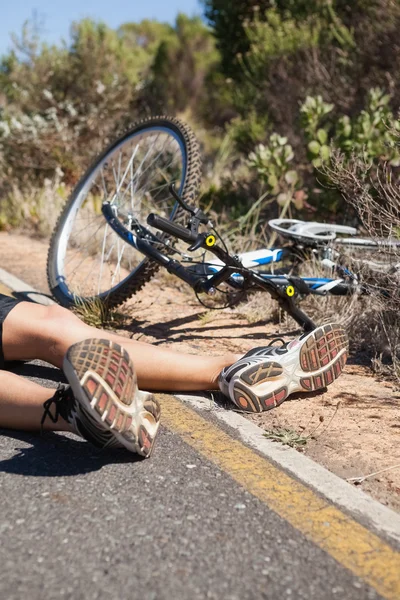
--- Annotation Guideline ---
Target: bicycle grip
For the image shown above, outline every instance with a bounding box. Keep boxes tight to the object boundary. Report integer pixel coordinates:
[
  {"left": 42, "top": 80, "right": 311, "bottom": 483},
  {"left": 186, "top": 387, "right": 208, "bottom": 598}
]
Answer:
[{"left": 147, "top": 213, "right": 197, "bottom": 244}]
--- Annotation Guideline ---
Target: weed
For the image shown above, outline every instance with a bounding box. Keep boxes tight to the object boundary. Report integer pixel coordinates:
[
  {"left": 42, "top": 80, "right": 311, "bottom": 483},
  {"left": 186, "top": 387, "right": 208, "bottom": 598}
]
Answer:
[
  {"left": 264, "top": 428, "right": 308, "bottom": 449},
  {"left": 197, "top": 310, "right": 218, "bottom": 325},
  {"left": 236, "top": 291, "right": 278, "bottom": 325},
  {"left": 264, "top": 404, "right": 341, "bottom": 450},
  {"left": 325, "top": 144, "right": 400, "bottom": 382},
  {"left": 0, "top": 178, "right": 67, "bottom": 236},
  {"left": 72, "top": 296, "right": 128, "bottom": 330}
]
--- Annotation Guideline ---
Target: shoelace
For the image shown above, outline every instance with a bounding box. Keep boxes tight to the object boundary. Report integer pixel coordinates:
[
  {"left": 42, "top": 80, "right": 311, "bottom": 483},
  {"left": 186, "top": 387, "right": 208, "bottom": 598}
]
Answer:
[
  {"left": 267, "top": 337, "right": 288, "bottom": 349},
  {"left": 40, "top": 384, "right": 68, "bottom": 433},
  {"left": 40, "top": 384, "right": 124, "bottom": 449}
]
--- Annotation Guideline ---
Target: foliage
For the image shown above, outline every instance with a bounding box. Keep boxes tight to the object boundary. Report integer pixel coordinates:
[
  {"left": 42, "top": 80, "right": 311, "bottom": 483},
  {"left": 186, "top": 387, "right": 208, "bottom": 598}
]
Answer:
[
  {"left": 205, "top": 0, "right": 400, "bottom": 162},
  {"left": 248, "top": 134, "right": 305, "bottom": 213},
  {"left": 118, "top": 19, "right": 175, "bottom": 55},
  {"left": 324, "top": 143, "right": 400, "bottom": 381},
  {"left": 226, "top": 111, "right": 269, "bottom": 153},
  {"left": 2, "top": 3, "right": 400, "bottom": 233},
  {"left": 203, "top": 0, "right": 362, "bottom": 80},
  {"left": 0, "top": 18, "right": 156, "bottom": 195},
  {"left": 202, "top": 0, "right": 270, "bottom": 78},
  {"left": 243, "top": 88, "right": 399, "bottom": 220},
  {"left": 300, "top": 96, "right": 333, "bottom": 167},
  {"left": 0, "top": 14, "right": 221, "bottom": 228},
  {"left": 143, "top": 15, "right": 220, "bottom": 115},
  {"left": 301, "top": 89, "right": 400, "bottom": 168}
]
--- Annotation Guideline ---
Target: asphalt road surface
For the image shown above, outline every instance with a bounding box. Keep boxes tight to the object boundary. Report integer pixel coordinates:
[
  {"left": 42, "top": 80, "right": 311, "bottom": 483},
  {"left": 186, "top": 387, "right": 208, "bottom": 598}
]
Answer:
[{"left": 0, "top": 360, "right": 394, "bottom": 600}]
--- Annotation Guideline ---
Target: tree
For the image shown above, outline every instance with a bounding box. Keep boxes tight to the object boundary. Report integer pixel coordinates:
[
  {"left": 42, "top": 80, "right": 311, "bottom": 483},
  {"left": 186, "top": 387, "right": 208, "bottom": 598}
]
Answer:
[
  {"left": 202, "top": 0, "right": 269, "bottom": 78},
  {"left": 202, "top": 0, "right": 388, "bottom": 79},
  {"left": 144, "top": 14, "right": 219, "bottom": 114}
]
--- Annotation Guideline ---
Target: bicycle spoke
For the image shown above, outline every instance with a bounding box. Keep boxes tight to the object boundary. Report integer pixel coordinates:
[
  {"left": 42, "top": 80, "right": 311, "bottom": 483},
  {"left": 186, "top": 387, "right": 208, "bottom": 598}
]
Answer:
[
  {"left": 98, "top": 222, "right": 110, "bottom": 295},
  {"left": 111, "top": 135, "right": 160, "bottom": 209},
  {"left": 55, "top": 126, "right": 187, "bottom": 300},
  {"left": 111, "top": 235, "right": 126, "bottom": 289},
  {"left": 111, "top": 143, "right": 141, "bottom": 205},
  {"left": 63, "top": 219, "right": 107, "bottom": 268}
]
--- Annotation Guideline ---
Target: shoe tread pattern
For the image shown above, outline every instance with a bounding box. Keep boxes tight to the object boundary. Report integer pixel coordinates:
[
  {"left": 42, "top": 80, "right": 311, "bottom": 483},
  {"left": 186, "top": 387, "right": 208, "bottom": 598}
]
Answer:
[
  {"left": 67, "top": 339, "right": 161, "bottom": 456},
  {"left": 240, "top": 362, "right": 283, "bottom": 386},
  {"left": 232, "top": 382, "right": 288, "bottom": 413},
  {"left": 299, "top": 324, "right": 348, "bottom": 391}
]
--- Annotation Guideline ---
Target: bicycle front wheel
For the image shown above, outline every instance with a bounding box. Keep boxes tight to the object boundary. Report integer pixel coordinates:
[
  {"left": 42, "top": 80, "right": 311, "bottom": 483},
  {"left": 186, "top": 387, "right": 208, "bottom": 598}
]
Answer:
[{"left": 47, "top": 116, "right": 201, "bottom": 308}]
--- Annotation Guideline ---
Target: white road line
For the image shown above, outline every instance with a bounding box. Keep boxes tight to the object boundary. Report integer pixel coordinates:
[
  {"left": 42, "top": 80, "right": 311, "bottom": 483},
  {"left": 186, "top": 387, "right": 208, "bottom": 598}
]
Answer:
[
  {"left": 176, "top": 393, "right": 400, "bottom": 546},
  {"left": 0, "top": 267, "right": 54, "bottom": 305}
]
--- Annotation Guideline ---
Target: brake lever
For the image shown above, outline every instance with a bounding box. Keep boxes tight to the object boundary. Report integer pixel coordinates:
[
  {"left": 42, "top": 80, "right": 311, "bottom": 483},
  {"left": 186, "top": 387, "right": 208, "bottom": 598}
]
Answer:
[
  {"left": 169, "top": 183, "right": 210, "bottom": 225},
  {"left": 188, "top": 233, "right": 208, "bottom": 252},
  {"left": 169, "top": 183, "right": 196, "bottom": 215}
]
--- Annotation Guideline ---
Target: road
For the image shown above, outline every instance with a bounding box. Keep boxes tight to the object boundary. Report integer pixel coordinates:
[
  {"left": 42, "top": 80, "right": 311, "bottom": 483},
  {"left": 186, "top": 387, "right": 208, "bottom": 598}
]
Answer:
[
  {"left": 0, "top": 359, "right": 397, "bottom": 600},
  {"left": 0, "top": 283, "right": 399, "bottom": 599}
]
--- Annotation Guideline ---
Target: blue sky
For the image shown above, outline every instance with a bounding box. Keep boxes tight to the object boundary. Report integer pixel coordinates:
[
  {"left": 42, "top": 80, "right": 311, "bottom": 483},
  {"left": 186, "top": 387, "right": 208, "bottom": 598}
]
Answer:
[{"left": 0, "top": 0, "right": 203, "bottom": 55}]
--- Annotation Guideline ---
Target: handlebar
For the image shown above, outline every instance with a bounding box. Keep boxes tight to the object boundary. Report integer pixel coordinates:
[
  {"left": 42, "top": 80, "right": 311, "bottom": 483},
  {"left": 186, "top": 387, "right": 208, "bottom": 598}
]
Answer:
[{"left": 147, "top": 213, "right": 197, "bottom": 244}]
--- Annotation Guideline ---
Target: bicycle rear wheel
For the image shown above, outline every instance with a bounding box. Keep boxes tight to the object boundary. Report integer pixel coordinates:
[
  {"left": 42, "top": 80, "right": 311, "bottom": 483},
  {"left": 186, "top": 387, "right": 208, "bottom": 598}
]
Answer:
[{"left": 47, "top": 116, "right": 201, "bottom": 308}]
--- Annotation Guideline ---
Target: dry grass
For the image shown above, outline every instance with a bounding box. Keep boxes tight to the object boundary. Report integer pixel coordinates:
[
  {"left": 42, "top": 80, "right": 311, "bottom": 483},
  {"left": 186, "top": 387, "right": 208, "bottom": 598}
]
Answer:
[
  {"left": 197, "top": 310, "right": 219, "bottom": 326},
  {"left": 0, "top": 180, "right": 67, "bottom": 236},
  {"left": 322, "top": 146, "right": 400, "bottom": 381},
  {"left": 236, "top": 291, "right": 280, "bottom": 325},
  {"left": 71, "top": 296, "right": 128, "bottom": 330}
]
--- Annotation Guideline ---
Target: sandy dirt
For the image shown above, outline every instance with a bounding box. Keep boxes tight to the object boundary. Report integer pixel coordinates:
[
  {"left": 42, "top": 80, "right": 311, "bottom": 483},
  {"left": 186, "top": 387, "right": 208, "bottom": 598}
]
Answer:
[{"left": 1, "top": 231, "right": 399, "bottom": 512}]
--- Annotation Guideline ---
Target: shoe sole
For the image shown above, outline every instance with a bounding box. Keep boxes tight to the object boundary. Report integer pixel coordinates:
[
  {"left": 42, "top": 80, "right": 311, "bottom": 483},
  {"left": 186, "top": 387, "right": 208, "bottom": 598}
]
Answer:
[
  {"left": 63, "top": 338, "right": 160, "bottom": 457},
  {"left": 230, "top": 324, "right": 348, "bottom": 413}
]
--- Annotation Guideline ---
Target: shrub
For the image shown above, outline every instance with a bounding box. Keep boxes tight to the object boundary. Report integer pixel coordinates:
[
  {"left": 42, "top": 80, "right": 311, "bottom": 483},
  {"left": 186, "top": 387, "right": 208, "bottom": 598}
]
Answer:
[{"left": 323, "top": 141, "right": 400, "bottom": 382}]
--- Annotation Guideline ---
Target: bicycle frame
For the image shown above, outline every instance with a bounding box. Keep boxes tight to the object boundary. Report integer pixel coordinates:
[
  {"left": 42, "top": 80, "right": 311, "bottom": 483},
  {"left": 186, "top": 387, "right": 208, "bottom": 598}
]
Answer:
[
  {"left": 200, "top": 248, "right": 358, "bottom": 295},
  {"left": 101, "top": 201, "right": 357, "bottom": 332}
]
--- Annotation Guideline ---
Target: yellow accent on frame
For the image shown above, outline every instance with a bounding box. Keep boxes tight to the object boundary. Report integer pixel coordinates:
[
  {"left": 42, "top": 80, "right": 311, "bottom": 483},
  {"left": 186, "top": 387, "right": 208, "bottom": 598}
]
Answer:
[
  {"left": 286, "top": 285, "right": 295, "bottom": 297},
  {"left": 205, "top": 235, "right": 216, "bottom": 247}
]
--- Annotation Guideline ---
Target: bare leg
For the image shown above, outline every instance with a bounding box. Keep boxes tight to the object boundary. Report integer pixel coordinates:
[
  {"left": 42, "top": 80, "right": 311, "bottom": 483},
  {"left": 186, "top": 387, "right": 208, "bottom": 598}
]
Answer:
[
  {"left": 0, "top": 370, "right": 71, "bottom": 431},
  {"left": 2, "top": 302, "right": 238, "bottom": 391}
]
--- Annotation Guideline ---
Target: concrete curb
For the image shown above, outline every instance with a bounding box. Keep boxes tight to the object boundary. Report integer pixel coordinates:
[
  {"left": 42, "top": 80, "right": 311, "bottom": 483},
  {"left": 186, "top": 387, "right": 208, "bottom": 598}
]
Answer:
[
  {"left": 0, "top": 267, "right": 54, "bottom": 305},
  {"left": 176, "top": 393, "right": 400, "bottom": 546}
]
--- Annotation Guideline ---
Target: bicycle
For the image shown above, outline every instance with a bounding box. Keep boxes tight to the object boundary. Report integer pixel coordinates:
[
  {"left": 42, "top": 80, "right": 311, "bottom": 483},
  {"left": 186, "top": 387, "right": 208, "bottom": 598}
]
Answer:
[{"left": 47, "top": 116, "right": 400, "bottom": 333}]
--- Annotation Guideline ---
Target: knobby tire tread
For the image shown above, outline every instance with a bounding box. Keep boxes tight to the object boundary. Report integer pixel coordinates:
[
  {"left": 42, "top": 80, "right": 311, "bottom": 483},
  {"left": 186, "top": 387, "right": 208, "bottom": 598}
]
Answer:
[{"left": 47, "top": 116, "right": 202, "bottom": 309}]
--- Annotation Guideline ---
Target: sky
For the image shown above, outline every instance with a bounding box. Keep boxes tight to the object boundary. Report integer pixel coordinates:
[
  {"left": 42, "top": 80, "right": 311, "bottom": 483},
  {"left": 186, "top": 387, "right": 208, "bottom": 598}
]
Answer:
[{"left": 0, "top": 0, "right": 203, "bottom": 55}]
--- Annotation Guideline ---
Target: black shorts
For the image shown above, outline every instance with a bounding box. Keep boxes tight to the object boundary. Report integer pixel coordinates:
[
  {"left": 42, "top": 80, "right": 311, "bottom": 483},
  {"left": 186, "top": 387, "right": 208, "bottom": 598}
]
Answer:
[{"left": 0, "top": 293, "right": 22, "bottom": 369}]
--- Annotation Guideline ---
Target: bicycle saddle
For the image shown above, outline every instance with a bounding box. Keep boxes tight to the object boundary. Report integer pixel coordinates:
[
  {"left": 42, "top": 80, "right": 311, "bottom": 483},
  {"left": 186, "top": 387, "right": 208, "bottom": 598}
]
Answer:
[{"left": 268, "top": 219, "right": 357, "bottom": 243}]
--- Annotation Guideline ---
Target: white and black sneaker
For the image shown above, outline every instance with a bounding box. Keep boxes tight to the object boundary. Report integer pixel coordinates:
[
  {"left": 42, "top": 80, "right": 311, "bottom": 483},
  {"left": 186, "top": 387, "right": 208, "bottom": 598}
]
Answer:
[
  {"left": 219, "top": 323, "right": 348, "bottom": 413},
  {"left": 41, "top": 338, "right": 160, "bottom": 457}
]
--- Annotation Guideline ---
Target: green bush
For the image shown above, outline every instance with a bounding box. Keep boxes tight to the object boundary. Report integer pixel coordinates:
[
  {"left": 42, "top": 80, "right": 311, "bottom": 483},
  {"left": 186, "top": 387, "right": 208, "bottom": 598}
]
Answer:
[
  {"left": 242, "top": 88, "right": 400, "bottom": 221},
  {"left": 301, "top": 89, "right": 400, "bottom": 167},
  {"left": 145, "top": 15, "right": 220, "bottom": 114},
  {"left": 2, "top": 3, "right": 400, "bottom": 234},
  {"left": 0, "top": 19, "right": 155, "bottom": 191}
]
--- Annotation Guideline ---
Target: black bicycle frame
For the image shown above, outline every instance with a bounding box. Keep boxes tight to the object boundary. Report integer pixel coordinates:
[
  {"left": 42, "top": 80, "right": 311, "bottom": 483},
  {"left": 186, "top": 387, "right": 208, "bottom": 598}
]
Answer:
[{"left": 102, "top": 202, "right": 317, "bottom": 332}]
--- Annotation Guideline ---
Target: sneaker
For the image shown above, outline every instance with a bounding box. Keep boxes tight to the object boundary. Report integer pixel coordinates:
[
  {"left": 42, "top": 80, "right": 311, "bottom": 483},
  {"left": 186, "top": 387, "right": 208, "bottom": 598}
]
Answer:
[
  {"left": 219, "top": 323, "right": 348, "bottom": 413},
  {"left": 41, "top": 338, "right": 161, "bottom": 457}
]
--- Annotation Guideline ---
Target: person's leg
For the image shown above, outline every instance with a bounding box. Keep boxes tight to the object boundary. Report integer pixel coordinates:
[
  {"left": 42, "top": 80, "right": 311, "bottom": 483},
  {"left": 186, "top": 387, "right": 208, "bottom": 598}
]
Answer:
[
  {"left": 0, "top": 370, "right": 71, "bottom": 431},
  {"left": 0, "top": 340, "right": 161, "bottom": 457},
  {"left": 0, "top": 298, "right": 348, "bottom": 420},
  {"left": 2, "top": 301, "right": 237, "bottom": 391}
]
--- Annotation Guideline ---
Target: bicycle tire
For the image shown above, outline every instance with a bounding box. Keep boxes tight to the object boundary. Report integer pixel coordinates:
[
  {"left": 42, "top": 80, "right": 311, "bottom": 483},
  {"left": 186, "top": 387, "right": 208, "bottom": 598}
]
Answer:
[{"left": 47, "top": 116, "right": 202, "bottom": 308}]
